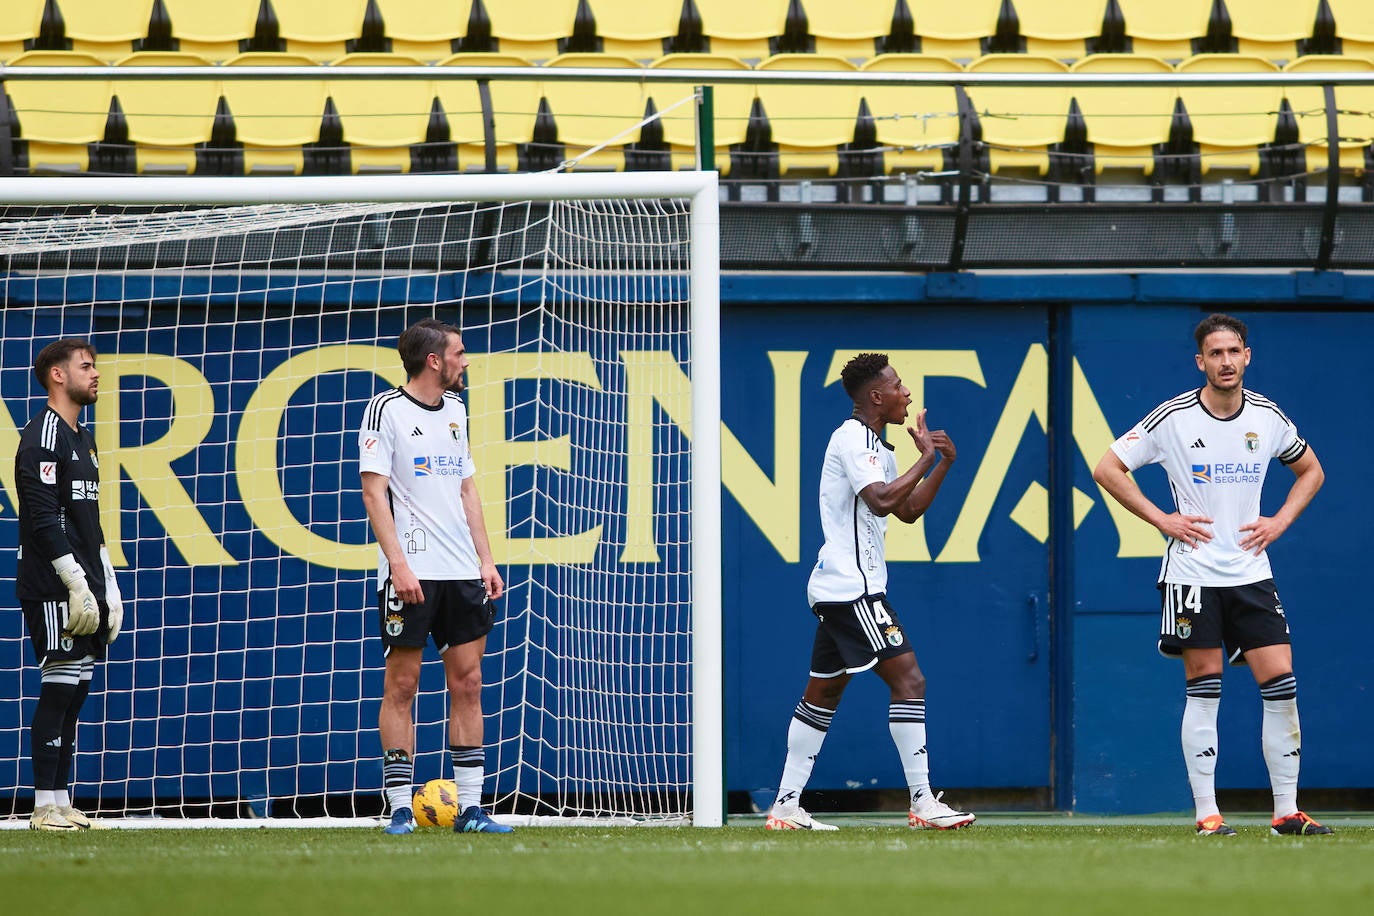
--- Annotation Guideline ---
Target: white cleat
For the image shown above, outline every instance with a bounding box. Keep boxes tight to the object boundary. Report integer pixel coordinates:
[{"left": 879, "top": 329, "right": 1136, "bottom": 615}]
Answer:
[
  {"left": 29, "top": 804, "right": 79, "bottom": 831},
  {"left": 765, "top": 805, "right": 839, "bottom": 831},
  {"left": 59, "top": 806, "right": 107, "bottom": 829},
  {"left": 909, "top": 791, "right": 976, "bottom": 830}
]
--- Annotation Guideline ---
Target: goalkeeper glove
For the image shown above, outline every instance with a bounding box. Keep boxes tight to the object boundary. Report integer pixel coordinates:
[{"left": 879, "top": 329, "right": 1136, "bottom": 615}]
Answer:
[
  {"left": 52, "top": 554, "right": 99, "bottom": 636},
  {"left": 100, "top": 545, "right": 123, "bottom": 644}
]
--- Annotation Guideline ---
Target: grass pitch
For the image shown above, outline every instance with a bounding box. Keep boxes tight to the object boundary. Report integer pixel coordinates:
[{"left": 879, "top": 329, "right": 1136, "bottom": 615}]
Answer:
[{"left": 3, "top": 816, "right": 1372, "bottom": 915}]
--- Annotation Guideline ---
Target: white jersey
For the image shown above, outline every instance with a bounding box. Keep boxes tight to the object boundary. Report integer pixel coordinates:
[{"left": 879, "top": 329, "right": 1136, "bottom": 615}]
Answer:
[
  {"left": 807, "top": 417, "right": 897, "bottom": 605},
  {"left": 1111, "top": 388, "right": 1307, "bottom": 587},
  {"left": 359, "top": 387, "right": 480, "bottom": 582}
]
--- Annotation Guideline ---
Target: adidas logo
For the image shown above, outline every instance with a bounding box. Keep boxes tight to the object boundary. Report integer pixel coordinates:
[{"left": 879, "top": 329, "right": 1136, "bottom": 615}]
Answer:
[
  {"left": 914, "top": 747, "right": 928, "bottom": 756},
  {"left": 410, "top": 427, "right": 424, "bottom": 437},
  {"left": 71, "top": 450, "right": 79, "bottom": 460},
  {"left": 1196, "top": 746, "right": 1217, "bottom": 758},
  {"left": 45, "top": 737, "right": 62, "bottom": 748},
  {"left": 1190, "top": 439, "right": 1206, "bottom": 448},
  {"left": 1284, "top": 749, "right": 1301, "bottom": 758}
]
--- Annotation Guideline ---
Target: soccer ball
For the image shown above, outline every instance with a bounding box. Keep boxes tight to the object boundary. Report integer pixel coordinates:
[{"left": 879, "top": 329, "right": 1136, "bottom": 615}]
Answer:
[{"left": 413, "top": 779, "right": 459, "bottom": 828}]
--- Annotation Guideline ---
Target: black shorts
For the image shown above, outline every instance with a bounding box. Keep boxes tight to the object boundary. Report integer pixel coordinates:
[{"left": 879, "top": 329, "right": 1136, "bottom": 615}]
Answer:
[
  {"left": 378, "top": 578, "right": 495, "bottom": 653},
  {"left": 20, "top": 599, "right": 109, "bottom": 666},
  {"left": 1158, "top": 578, "right": 1291, "bottom": 665},
  {"left": 809, "top": 593, "right": 914, "bottom": 678}
]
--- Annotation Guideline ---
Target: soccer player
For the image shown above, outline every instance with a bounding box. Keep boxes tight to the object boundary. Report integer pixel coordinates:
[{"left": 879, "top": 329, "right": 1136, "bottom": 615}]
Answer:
[
  {"left": 766, "top": 352, "right": 975, "bottom": 831},
  {"left": 359, "top": 319, "right": 512, "bottom": 835},
  {"left": 14, "top": 339, "right": 124, "bottom": 830},
  {"left": 1093, "top": 313, "right": 1332, "bottom": 837}
]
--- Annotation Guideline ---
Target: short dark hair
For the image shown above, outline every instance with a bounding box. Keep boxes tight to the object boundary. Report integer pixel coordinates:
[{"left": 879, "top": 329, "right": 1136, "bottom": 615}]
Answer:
[
  {"left": 1194, "top": 313, "right": 1248, "bottom": 352},
  {"left": 840, "top": 352, "right": 890, "bottom": 401},
  {"left": 34, "top": 338, "right": 96, "bottom": 391},
  {"left": 398, "top": 319, "right": 459, "bottom": 378}
]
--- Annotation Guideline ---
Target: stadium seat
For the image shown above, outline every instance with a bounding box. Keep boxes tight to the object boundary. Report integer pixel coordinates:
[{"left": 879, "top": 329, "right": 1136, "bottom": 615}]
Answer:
[
  {"left": 588, "top": 0, "right": 680, "bottom": 61},
  {"left": 1229, "top": 0, "right": 1319, "bottom": 63},
  {"left": 906, "top": 0, "right": 1002, "bottom": 62},
  {"left": 221, "top": 53, "right": 328, "bottom": 173},
  {"left": 485, "top": 0, "right": 579, "bottom": 63},
  {"left": 270, "top": 0, "right": 369, "bottom": 63},
  {"left": 5, "top": 51, "right": 111, "bottom": 172},
  {"left": 1069, "top": 54, "right": 1177, "bottom": 174},
  {"left": 56, "top": 0, "right": 155, "bottom": 63},
  {"left": 328, "top": 53, "right": 432, "bottom": 173},
  {"left": 1115, "top": 0, "right": 1211, "bottom": 62},
  {"left": 437, "top": 53, "right": 543, "bottom": 171},
  {"left": 650, "top": 53, "right": 754, "bottom": 171},
  {"left": 0, "top": 0, "right": 46, "bottom": 63},
  {"left": 1014, "top": 0, "right": 1103, "bottom": 61},
  {"left": 373, "top": 0, "right": 470, "bottom": 62},
  {"left": 694, "top": 0, "right": 789, "bottom": 62},
  {"left": 1177, "top": 54, "right": 1283, "bottom": 174},
  {"left": 543, "top": 53, "right": 650, "bottom": 169},
  {"left": 860, "top": 54, "right": 962, "bottom": 174},
  {"left": 806, "top": 0, "right": 892, "bottom": 62},
  {"left": 965, "top": 54, "right": 1072, "bottom": 174},
  {"left": 1326, "top": 0, "right": 1374, "bottom": 59},
  {"left": 161, "top": 0, "right": 260, "bottom": 63},
  {"left": 756, "top": 54, "right": 861, "bottom": 175},
  {"left": 112, "top": 52, "right": 218, "bottom": 173},
  {"left": 1284, "top": 55, "right": 1374, "bottom": 175}
]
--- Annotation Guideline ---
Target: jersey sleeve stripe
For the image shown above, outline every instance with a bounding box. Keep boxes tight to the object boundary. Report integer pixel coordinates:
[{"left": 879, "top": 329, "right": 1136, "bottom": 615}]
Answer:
[
  {"left": 40, "top": 411, "right": 57, "bottom": 452},
  {"left": 1141, "top": 391, "right": 1200, "bottom": 431},
  {"left": 1243, "top": 390, "right": 1295, "bottom": 426},
  {"left": 364, "top": 389, "right": 404, "bottom": 431},
  {"left": 1278, "top": 438, "right": 1308, "bottom": 464}
]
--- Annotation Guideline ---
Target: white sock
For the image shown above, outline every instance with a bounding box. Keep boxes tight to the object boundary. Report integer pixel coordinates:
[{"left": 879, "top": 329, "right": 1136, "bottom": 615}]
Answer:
[
  {"left": 451, "top": 745, "right": 485, "bottom": 811},
  {"left": 772, "top": 700, "right": 834, "bottom": 810},
  {"left": 34, "top": 789, "right": 57, "bottom": 808},
  {"left": 889, "top": 700, "right": 930, "bottom": 808},
  {"left": 382, "top": 748, "right": 414, "bottom": 814},
  {"left": 1259, "top": 674, "right": 1301, "bottom": 819},
  {"left": 1182, "top": 676, "right": 1222, "bottom": 821},
  {"left": 55, "top": 790, "right": 70, "bottom": 809}
]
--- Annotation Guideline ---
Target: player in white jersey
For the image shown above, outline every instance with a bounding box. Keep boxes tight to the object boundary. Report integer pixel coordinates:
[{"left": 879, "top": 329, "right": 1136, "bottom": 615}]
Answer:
[
  {"left": 765, "top": 353, "right": 974, "bottom": 831},
  {"left": 1094, "top": 314, "right": 1331, "bottom": 837},
  {"left": 360, "top": 319, "right": 511, "bottom": 835}
]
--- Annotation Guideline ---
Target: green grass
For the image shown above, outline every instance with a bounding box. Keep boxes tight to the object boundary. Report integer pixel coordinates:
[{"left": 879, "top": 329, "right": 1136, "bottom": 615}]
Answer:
[{"left": 4, "top": 818, "right": 1373, "bottom": 915}]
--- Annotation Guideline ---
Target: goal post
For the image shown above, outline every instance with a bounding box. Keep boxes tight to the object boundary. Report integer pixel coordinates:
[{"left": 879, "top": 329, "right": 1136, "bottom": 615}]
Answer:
[{"left": 0, "top": 172, "right": 722, "bottom": 828}]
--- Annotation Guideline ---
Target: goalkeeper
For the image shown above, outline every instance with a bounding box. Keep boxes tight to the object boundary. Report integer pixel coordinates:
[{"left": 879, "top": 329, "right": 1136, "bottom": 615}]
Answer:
[{"left": 14, "top": 339, "right": 124, "bottom": 831}]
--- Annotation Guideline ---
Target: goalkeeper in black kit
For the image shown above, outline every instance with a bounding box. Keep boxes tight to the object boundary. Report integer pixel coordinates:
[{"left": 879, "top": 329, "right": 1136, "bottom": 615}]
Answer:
[{"left": 14, "top": 339, "right": 124, "bottom": 830}]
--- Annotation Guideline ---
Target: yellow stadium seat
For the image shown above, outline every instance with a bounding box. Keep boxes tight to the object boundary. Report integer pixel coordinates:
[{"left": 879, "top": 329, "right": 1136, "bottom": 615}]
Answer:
[
  {"left": 907, "top": 0, "right": 1001, "bottom": 62},
  {"left": 270, "top": 0, "right": 368, "bottom": 63},
  {"left": 1014, "top": 0, "right": 1103, "bottom": 61},
  {"left": 1230, "top": 0, "right": 1318, "bottom": 63},
  {"left": 1284, "top": 55, "right": 1374, "bottom": 174},
  {"left": 651, "top": 53, "right": 754, "bottom": 170},
  {"left": 757, "top": 54, "right": 860, "bottom": 175},
  {"left": 486, "top": 0, "right": 579, "bottom": 63},
  {"left": 544, "top": 54, "right": 651, "bottom": 170},
  {"left": 1326, "top": 0, "right": 1374, "bottom": 58},
  {"left": 1116, "top": 0, "right": 1210, "bottom": 62},
  {"left": 57, "top": 0, "right": 154, "bottom": 63},
  {"left": 860, "top": 54, "right": 962, "bottom": 174},
  {"left": 5, "top": 51, "right": 111, "bottom": 172},
  {"left": 437, "top": 53, "right": 543, "bottom": 171},
  {"left": 0, "top": 0, "right": 46, "bottom": 63},
  {"left": 589, "top": 0, "right": 680, "bottom": 62},
  {"left": 806, "top": 0, "right": 891, "bottom": 62},
  {"left": 161, "top": 0, "right": 259, "bottom": 63},
  {"left": 1177, "top": 54, "right": 1282, "bottom": 174},
  {"left": 112, "top": 52, "right": 218, "bottom": 174},
  {"left": 329, "top": 53, "right": 432, "bottom": 173},
  {"left": 374, "top": 0, "right": 470, "bottom": 62},
  {"left": 965, "top": 54, "right": 1071, "bottom": 174},
  {"left": 694, "top": 0, "right": 788, "bottom": 62},
  {"left": 1070, "top": 54, "right": 1176, "bottom": 174},
  {"left": 222, "top": 53, "right": 328, "bottom": 173}
]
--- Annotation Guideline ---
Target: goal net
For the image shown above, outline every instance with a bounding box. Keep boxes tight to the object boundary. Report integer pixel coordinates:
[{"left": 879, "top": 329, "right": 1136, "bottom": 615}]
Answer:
[{"left": 0, "top": 173, "right": 721, "bottom": 828}]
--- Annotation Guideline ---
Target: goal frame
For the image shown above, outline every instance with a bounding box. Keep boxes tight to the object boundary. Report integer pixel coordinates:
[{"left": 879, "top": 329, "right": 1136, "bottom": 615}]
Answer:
[{"left": 0, "top": 172, "right": 724, "bottom": 828}]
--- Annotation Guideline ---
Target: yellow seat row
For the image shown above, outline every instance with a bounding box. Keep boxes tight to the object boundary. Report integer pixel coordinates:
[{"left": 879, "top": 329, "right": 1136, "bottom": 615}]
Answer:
[
  {"left": 5, "top": 49, "right": 1370, "bottom": 178},
  {"left": 5, "top": 0, "right": 1374, "bottom": 65}
]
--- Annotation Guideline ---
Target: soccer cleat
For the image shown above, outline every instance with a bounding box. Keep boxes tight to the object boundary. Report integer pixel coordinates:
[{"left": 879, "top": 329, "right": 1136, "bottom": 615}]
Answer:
[
  {"left": 383, "top": 806, "right": 416, "bottom": 835},
  {"left": 1196, "top": 814, "right": 1237, "bottom": 836},
  {"left": 29, "top": 804, "right": 78, "bottom": 831},
  {"left": 764, "top": 805, "right": 838, "bottom": 831},
  {"left": 454, "top": 806, "right": 513, "bottom": 833},
  {"left": 909, "top": 791, "right": 976, "bottom": 830},
  {"left": 1271, "top": 811, "right": 1333, "bottom": 836}
]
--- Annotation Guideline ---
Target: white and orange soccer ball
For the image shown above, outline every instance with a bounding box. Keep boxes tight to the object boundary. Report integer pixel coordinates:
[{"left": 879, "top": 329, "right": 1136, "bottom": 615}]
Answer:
[{"left": 412, "top": 779, "right": 459, "bottom": 828}]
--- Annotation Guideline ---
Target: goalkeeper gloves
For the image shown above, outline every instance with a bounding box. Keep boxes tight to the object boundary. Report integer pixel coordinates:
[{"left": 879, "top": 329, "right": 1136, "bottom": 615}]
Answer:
[
  {"left": 52, "top": 554, "right": 99, "bottom": 636},
  {"left": 100, "top": 545, "right": 123, "bottom": 644}
]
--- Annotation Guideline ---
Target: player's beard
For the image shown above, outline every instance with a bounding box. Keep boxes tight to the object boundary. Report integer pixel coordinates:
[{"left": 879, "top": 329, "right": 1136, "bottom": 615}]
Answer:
[
  {"left": 67, "top": 376, "right": 97, "bottom": 406},
  {"left": 445, "top": 372, "right": 466, "bottom": 394}
]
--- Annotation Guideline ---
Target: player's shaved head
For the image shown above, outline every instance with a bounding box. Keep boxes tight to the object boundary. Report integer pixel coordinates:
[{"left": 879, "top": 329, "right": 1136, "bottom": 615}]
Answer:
[
  {"left": 840, "top": 352, "right": 890, "bottom": 401},
  {"left": 1194, "top": 313, "right": 1247, "bottom": 352}
]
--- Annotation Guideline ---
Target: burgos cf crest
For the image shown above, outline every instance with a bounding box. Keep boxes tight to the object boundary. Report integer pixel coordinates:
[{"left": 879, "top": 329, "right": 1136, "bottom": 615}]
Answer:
[
  {"left": 885, "top": 626, "right": 905, "bottom": 647},
  {"left": 1175, "top": 616, "right": 1193, "bottom": 639},
  {"left": 1244, "top": 431, "right": 1260, "bottom": 452},
  {"left": 385, "top": 614, "right": 404, "bottom": 637}
]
